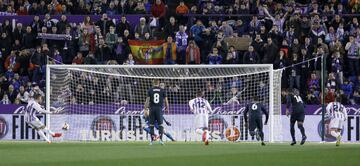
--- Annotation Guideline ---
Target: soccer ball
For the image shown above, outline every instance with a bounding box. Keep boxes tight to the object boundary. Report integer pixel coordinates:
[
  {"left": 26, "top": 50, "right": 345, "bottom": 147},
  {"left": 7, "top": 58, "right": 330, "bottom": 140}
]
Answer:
[{"left": 62, "top": 123, "right": 70, "bottom": 131}]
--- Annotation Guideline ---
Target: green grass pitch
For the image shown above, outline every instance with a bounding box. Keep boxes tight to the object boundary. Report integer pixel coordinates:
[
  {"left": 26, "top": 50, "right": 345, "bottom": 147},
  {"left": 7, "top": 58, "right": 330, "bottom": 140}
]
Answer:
[{"left": 0, "top": 141, "right": 360, "bottom": 166}]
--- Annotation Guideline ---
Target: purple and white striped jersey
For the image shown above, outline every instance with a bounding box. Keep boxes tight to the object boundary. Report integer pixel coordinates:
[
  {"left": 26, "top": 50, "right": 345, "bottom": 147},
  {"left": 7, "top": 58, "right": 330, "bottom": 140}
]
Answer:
[
  {"left": 326, "top": 102, "right": 348, "bottom": 120},
  {"left": 189, "top": 97, "right": 212, "bottom": 115},
  {"left": 24, "top": 100, "right": 51, "bottom": 122}
]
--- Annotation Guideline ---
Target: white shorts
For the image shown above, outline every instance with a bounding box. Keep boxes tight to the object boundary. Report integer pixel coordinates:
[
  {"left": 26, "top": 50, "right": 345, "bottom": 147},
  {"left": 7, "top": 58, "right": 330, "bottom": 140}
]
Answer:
[
  {"left": 27, "top": 118, "right": 45, "bottom": 130},
  {"left": 195, "top": 114, "right": 208, "bottom": 129},
  {"left": 329, "top": 118, "right": 345, "bottom": 129}
]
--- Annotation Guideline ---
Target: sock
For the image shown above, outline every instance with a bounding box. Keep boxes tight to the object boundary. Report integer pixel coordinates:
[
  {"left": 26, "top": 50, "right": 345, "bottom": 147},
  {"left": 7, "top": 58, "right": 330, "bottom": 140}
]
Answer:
[
  {"left": 164, "top": 132, "right": 175, "bottom": 141},
  {"left": 149, "top": 126, "right": 155, "bottom": 141},
  {"left": 143, "top": 127, "right": 151, "bottom": 134},
  {"left": 330, "top": 130, "right": 340, "bottom": 138},
  {"left": 290, "top": 122, "right": 296, "bottom": 142},
  {"left": 195, "top": 128, "right": 203, "bottom": 135},
  {"left": 43, "top": 127, "right": 55, "bottom": 136},
  {"left": 158, "top": 125, "right": 164, "bottom": 140},
  {"left": 259, "top": 130, "right": 264, "bottom": 141},
  {"left": 298, "top": 124, "right": 306, "bottom": 137},
  {"left": 249, "top": 131, "right": 256, "bottom": 137},
  {"left": 204, "top": 129, "right": 209, "bottom": 140},
  {"left": 38, "top": 130, "right": 50, "bottom": 143}
]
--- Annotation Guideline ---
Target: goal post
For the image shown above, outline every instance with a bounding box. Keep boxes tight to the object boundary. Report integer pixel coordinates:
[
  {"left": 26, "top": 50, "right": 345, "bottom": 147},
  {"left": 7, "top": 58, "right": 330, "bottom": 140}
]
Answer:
[{"left": 46, "top": 64, "right": 283, "bottom": 142}]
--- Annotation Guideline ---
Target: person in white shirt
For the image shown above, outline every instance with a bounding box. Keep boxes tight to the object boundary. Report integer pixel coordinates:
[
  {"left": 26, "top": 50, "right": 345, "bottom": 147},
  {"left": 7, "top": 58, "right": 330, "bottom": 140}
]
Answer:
[
  {"left": 189, "top": 90, "right": 212, "bottom": 145},
  {"left": 25, "top": 94, "right": 62, "bottom": 143},
  {"left": 326, "top": 97, "right": 348, "bottom": 146}
]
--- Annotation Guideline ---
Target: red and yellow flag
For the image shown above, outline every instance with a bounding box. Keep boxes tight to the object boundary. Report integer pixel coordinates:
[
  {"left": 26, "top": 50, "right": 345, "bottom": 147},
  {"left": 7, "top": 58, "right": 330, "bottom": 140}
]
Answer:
[{"left": 128, "top": 40, "right": 165, "bottom": 64}]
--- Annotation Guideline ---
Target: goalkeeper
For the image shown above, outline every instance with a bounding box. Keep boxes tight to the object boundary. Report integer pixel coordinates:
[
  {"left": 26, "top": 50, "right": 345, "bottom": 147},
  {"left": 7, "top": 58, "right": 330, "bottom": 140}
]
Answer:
[{"left": 142, "top": 109, "right": 175, "bottom": 141}]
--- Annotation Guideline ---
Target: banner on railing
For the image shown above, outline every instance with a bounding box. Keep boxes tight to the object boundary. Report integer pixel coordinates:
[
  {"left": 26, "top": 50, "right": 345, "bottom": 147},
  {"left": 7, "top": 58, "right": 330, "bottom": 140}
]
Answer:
[{"left": 0, "top": 104, "right": 359, "bottom": 142}]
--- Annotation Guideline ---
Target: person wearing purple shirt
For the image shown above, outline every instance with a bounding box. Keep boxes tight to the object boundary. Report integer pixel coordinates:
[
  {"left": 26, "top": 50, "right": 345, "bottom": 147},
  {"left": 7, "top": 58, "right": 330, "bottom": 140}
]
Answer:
[
  {"left": 208, "top": 47, "right": 222, "bottom": 64},
  {"left": 345, "top": 35, "right": 360, "bottom": 76},
  {"left": 175, "top": 25, "right": 188, "bottom": 64}
]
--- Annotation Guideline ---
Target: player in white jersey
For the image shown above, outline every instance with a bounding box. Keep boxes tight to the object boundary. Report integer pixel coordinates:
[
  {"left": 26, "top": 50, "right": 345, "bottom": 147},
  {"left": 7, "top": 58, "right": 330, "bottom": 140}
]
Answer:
[
  {"left": 326, "top": 97, "right": 348, "bottom": 146},
  {"left": 189, "top": 90, "right": 212, "bottom": 145},
  {"left": 25, "top": 94, "right": 62, "bottom": 143}
]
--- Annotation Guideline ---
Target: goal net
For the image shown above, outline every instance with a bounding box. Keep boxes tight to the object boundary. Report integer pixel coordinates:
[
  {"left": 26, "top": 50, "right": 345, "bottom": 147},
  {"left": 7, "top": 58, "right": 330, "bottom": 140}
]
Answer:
[{"left": 46, "top": 65, "right": 283, "bottom": 142}]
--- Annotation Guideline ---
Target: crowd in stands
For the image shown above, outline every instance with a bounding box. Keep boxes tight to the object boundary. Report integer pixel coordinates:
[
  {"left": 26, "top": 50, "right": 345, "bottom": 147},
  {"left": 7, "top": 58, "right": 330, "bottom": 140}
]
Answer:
[{"left": 0, "top": 0, "right": 360, "bottom": 105}]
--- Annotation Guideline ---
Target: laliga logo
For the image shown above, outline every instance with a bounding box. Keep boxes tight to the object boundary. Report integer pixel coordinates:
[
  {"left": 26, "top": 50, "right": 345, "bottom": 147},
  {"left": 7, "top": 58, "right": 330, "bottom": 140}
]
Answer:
[
  {"left": 225, "top": 127, "right": 240, "bottom": 141},
  {"left": 13, "top": 106, "right": 26, "bottom": 114},
  {"left": 210, "top": 106, "right": 245, "bottom": 115},
  {"left": 114, "top": 106, "right": 144, "bottom": 115}
]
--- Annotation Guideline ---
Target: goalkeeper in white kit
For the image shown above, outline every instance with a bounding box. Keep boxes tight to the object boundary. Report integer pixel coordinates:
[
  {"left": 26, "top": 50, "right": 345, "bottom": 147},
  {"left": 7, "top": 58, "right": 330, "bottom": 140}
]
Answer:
[
  {"left": 326, "top": 97, "right": 348, "bottom": 146},
  {"left": 189, "top": 90, "right": 212, "bottom": 145},
  {"left": 25, "top": 94, "right": 62, "bottom": 143}
]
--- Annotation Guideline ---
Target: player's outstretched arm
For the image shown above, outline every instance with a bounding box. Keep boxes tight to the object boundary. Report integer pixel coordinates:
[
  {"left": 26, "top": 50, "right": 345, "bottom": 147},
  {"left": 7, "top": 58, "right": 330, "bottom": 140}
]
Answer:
[{"left": 33, "top": 102, "right": 52, "bottom": 114}]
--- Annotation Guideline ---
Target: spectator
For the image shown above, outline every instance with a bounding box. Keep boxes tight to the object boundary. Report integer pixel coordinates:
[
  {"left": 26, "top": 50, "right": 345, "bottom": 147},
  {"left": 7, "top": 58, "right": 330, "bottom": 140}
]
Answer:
[
  {"left": 200, "top": 28, "right": 216, "bottom": 63},
  {"left": 114, "top": 37, "right": 129, "bottom": 64},
  {"left": 134, "top": 1, "right": 147, "bottom": 14},
  {"left": 162, "top": 36, "right": 177, "bottom": 64},
  {"left": 57, "top": 15, "right": 69, "bottom": 34},
  {"left": 151, "top": 0, "right": 166, "bottom": 27},
  {"left": 78, "top": 28, "right": 92, "bottom": 56},
  {"left": 96, "top": 14, "right": 115, "bottom": 35},
  {"left": 16, "top": 85, "right": 29, "bottom": 104},
  {"left": 81, "top": 16, "right": 95, "bottom": 34},
  {"left": 176, "top": 1, "right": 189, "bottom": 14},
  {"left": 30, "top": 46, "right": 46, "bottom": 83},
  {"left": 13, "top": 23, "right": 25, "bottom": 42},
  {"left": 208, "top": 47, "right": 222, "bottom": 65},
  {"left": 84, "top": 53, "right": 97, "bottom": 64},
  {"left": 72, "top": 52, "right": 84, "bottom": 64},
  {"left": 50, "top": 49, "right": 63, "bottom": 64},
  {"left": 190, "top": 20, "right": 206, "bottom": 46},
  {"left": 331, "top": 51, "right": 344, "bottom": 84},
  {"left": 243, "top": 45, "right": 260, "bottom": 64},
  {"left": 341, "top": 79, "right": 354, "bottom": 101},
  {"left": 0, "top": 33, "right": 12, "bottom": 57},
  {"left": 116, "top": 16, "right": 132, "bottom": 37},
  {"left": 305, "top": 89, "right": 319, "bottom": 104},
  {"left": 43, "top": 14, "right": 55, "bottom": 30},
  {"left": 219, "top": 21, "right": 233, "bottom": 38},
  {"left": 163, "top": 17, "right": 179, "bottom": 39},
  {"left": 0, "top": 94, "right": 10, "bottom": 104},
  {"left": 28, "top": 2, "right": 41, "bottom": 15},
  {"left": 308, "top": 72, "right": 320, "bottom": 93},
  {"left": 6, "top": 84, "right": 17, "bottom": 103},
  {"left": 95, "top": 38, "right": 112, "bottom": 64},
  {"left": 185, "top": 40, "right": 200, "bottom": 64},
  {"left": 345, "top": 35, "right": 360, "bottom": 76},
  {"left": 105, "top": 26, "right": 118, "bottom": 49},
  {"left": 289, "top": 53, "right": 301, "bottom": 89},
  {"left": 106, "top": 2, "right": 118, "bottom": 16},
  {"left": 30, "top": 16, "right": 44, "bottom": 33},
  {"left": 327, "top": 72, "right": 338, "bottom": 93},
  {"left": 212, "top": 32, "right": 228, "bottom": 58},
  {"left": 175, "top": 25, "right": 188, "bottom": 64},
  {"left": 262, "top": 37, "right": 278, "bottom": 64},
  {"left": 134, "top": 17, "right": 151, "bottom": 39},
  {"left": 22, "top": 26, "right": 36, "bottom": 49},
  {"left": 123, "top": 53, "right": 135, "bottom": 65}
]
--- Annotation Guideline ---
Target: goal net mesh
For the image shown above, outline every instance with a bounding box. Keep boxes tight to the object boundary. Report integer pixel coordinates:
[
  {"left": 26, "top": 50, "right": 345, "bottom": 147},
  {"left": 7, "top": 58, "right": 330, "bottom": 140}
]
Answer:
[{"left": 47, "top": 65, "right": 282, "bottom": 142}]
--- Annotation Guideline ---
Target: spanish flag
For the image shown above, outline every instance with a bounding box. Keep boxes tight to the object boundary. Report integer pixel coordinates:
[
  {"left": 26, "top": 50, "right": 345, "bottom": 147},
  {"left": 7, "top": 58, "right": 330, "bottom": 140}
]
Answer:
[{"left": 128, "top": 40, "right": 165, "bottom": 64}]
